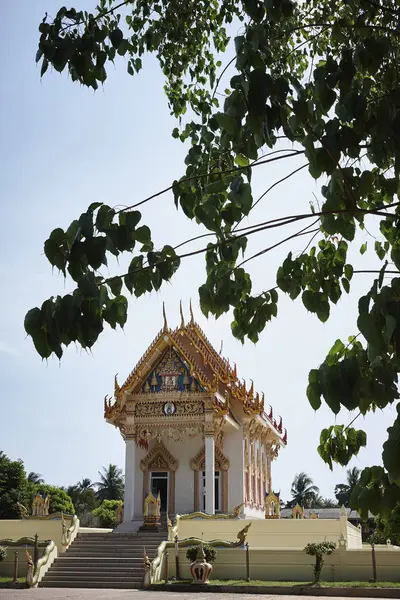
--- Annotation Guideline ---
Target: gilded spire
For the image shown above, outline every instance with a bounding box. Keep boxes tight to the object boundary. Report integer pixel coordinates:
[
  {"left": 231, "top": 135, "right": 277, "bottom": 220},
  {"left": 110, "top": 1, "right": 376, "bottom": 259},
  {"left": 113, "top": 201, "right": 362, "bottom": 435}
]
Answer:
[
  {"left": 163, "top": 302, "right": 168, "bottom": 332},
  {"left": 249, "top": 379, "right": 254, "bottom": 397},
  {"left": 189, "top": 298, "right": 194, "bottom": 323},
  {"left": 114, "top": 374, "right": 120, "bottom": 396},
  {"left": 180, "top": 300, "right": 185, "bottom": 328}
]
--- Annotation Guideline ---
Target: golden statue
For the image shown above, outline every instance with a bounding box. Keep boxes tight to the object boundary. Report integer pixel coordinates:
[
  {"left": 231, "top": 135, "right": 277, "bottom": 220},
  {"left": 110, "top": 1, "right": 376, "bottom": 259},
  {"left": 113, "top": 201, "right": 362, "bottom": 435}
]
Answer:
[{"left": 140, "top": 491, "right": 161, "bottom": 530}]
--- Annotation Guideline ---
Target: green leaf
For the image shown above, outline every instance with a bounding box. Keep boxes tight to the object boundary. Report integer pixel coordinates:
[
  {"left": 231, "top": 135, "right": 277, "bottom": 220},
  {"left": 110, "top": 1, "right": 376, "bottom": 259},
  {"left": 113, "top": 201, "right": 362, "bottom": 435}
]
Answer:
[
  {"left": 360, "top": 242, "right": 367, "bottom": 255},
  {"left": 214, "top": 112, "right": 238, "bottom": 135},
  {"left": 110, "top": 28, "right": 124, "bottom": 49},
  {"left": 234, "top": 154, "right": 249, "bottom": 167},
  {"left": 384, "top": 314, "right": 396, "bottom": 345},
  {"left": 78, "top": 212, "right": 94, "bottom": 239},
  {"left": 307, "top": 382, "right": 322, "bottom": 410},
  {"left": 86, "top": 237, "right": 107, "bottom": 269},
  {"left": 329, "top": 339, "right": 345, "bottom": 356},
  {"left": 108, "top": 277, "right": 123, "bottom": 297},
  {"left": 248, "top": 69, "right": 270, "bottom": 118},
  {"left": 24, "top": 308, "right": 42, "bottom": 336},
  {"left": 32, "top": 328, "right": 53, "bottom": 359},
  {"left": 134, "top": 225, "right": 152, "bottom": 245},
  {"left": 344, "top": 264, "right": 353, "bottom": 280},
  {"left": 40, "top": 58, "right": 49, "bottom": 77},
  {"left": 229, "top": 181, "right": 253, "bottom": 215},
  {"left": 78, "top": 273, "right": 100, "bottom": 298}
]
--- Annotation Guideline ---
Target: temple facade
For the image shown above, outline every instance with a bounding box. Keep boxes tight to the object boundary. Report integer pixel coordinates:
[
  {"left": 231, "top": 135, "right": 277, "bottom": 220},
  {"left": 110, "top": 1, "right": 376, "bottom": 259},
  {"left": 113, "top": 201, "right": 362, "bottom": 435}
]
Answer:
[{"left": 104, "top": 305, "right": 287, "bottom": 525}]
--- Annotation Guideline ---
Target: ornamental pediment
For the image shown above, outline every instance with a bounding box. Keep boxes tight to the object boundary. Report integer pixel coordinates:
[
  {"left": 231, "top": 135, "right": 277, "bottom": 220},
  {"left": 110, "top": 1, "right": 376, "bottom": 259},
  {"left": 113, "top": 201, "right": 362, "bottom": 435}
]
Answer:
[
  {"left": 140, "top": 441, "right": 178, "bottom": 472},
  {"left": 134, "top": 398, "right": 204, "bottom": 419},
  {"left": 139, "top": 346, "right": 203, "bottom": 395}
]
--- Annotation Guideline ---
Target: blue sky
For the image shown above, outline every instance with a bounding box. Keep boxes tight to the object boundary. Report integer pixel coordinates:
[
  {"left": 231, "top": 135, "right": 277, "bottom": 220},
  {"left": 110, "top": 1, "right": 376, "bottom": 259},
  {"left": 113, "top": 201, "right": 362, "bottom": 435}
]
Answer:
[{"left": 0, "top": 2, "right": 395, "bottom": 503}]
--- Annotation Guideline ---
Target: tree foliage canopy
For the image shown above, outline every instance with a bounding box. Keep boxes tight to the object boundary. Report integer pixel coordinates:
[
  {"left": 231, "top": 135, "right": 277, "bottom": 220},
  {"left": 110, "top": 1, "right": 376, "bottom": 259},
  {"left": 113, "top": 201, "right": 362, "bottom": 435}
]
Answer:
[
  {"left": 96, "top": 464, "right": 124, "bottom": 502},
  {"left": 32, "top": 484, "right": 75, "bottom": 515},
  {"left": 92, "top": 499, "right": 123, "bottom": 528},
  {"left": 334, "top": 466, "right": 361, "bottom": 506},
  {"left": 31, "top": 0, "right": 400, "bottom": 518},
  {"left": 0, "top": 452, "right": 29, "bottom": 519},
  {"left": 288, "top": 472, "right": 320, "bottom": 508}
]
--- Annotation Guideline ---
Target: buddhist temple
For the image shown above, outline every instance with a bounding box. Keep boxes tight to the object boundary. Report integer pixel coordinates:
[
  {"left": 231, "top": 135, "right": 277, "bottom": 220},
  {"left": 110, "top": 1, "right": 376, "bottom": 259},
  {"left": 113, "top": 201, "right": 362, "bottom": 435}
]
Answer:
[{"left": 104, "top": 304, "right": 287, "bottom": 527}]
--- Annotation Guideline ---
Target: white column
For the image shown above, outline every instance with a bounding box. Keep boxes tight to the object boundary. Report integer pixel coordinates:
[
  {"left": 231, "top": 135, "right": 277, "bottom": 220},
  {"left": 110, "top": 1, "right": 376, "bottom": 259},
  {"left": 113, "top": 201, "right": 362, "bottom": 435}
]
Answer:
[
  {"left": 205, "top": 435, "right": 215, "bottom": 515},
  {"left": 123, "top": 438, "right": 136, "bottom": 522}
]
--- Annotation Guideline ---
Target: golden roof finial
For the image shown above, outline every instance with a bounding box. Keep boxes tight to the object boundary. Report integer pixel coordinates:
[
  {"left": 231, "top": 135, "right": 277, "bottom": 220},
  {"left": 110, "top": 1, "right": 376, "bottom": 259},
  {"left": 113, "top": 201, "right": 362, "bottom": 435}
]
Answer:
[
  {"left": 180, "top": 300, "right": 185, "bottom": 328},
  {"left": 114, "top": 374, "right": 120, "bottom": 396},
  {"left": 189, "top": 298, "right": 194, "bottom": 323},
  {"left": 163, "top": 302, "right": 168, "bottom": 332},
  {"left": 233, "top": 363, "right": 237, "bottom": 379},
  {"left": 249, "top": 379, "right": 254, "bottom": 397}
]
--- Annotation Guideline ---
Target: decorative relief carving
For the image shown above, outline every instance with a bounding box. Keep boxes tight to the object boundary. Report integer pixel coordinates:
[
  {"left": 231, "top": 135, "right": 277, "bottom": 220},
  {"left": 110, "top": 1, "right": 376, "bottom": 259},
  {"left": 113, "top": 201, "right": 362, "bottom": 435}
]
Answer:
[
  {"left": 140, "top": 346, "right": 202, "bottom": 394},
  {"left": 135, "top": 399, "right": 204, "bottom": 418},
  {"left": 191, "top": 445, "right": 230, "bottom": 471},
  {"left": 216, "top": 430, "right": 224, "bottom": 449},
  {"left": 148, "top": 455, "right": 169, "bottom": 470},
  {"left": 266, "top": 441, "right": 280, "bottom": 461},
  {"left": 140, "top": 441, "right": 178, "bottom": 472},
  {"left": 136, "top": 423, "right": 203, "bottom": 444}
]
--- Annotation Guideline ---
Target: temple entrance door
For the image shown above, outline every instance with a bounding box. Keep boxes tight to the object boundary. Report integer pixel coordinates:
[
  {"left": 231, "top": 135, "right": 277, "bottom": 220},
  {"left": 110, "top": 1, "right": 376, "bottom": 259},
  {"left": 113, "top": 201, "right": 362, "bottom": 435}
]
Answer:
[
  {"left": 202, "top": 470, "right": 221, "bottom": 513},
  {"left": 150, "top": 471, "right": 169, "bottom": 512}
]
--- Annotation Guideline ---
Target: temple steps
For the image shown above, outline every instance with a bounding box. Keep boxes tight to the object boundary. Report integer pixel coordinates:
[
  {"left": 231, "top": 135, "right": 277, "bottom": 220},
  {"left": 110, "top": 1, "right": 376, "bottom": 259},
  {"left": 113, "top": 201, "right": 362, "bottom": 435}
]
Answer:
[{"left": 39, "top": 530, "right": 166, "bottom": 589}]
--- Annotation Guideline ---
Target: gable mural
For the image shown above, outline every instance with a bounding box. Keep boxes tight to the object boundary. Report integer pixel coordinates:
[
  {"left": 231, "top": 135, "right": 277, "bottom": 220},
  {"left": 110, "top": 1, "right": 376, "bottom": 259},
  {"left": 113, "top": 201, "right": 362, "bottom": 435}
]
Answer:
[{"left": 141, "top": 346, "right": 202, "bottom": 393}]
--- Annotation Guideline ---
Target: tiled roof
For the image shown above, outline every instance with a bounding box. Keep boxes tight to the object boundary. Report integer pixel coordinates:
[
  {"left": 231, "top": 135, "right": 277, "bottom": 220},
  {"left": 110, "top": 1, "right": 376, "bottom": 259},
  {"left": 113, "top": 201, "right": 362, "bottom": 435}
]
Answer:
[{"left": 104, "top": 313, "right": 286, "bottom": 443}]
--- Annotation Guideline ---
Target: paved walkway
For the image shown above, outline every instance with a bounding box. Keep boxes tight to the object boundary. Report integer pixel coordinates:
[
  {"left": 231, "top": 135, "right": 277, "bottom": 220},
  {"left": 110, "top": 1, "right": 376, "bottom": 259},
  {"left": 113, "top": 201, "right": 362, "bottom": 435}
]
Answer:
[{"left": 0, "top": 590, "right": 358, "bottom": 600}]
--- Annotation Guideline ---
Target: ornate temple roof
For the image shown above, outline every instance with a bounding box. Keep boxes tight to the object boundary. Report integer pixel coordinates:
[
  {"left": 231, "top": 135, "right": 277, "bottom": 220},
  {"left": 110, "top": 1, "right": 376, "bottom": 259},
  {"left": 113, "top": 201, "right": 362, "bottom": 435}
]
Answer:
[{"left": 104, "top": 303, "right": 287, "bottom": 445}]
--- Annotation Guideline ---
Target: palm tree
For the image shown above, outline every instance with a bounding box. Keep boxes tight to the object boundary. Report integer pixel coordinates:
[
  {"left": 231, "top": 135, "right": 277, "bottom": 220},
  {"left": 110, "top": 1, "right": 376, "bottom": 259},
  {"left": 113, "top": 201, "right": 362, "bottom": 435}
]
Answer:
[
  {"left": 79, "top": 478, "right": 93, "bottom": 491},
  {"left": 96, "top": 464, "right": 124, "bottom": 502},
  {"left": 289, "top": 472, "right": 320, "bottom": 508},
  {"left": 314, "top": 497, "right": 338, "bottom": 508},
  {"left": 27, "top": 472, "right": 44, "bottom": 484},
  {"left": 334, "top": 467, "right": 361, "bottom": 507}
]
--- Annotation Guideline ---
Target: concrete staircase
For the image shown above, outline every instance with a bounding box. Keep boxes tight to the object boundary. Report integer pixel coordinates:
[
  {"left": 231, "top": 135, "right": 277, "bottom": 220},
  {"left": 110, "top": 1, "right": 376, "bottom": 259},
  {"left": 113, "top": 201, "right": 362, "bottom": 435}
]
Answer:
[{"left": 39, "top": 530, "right": 166, "bottom": 589}]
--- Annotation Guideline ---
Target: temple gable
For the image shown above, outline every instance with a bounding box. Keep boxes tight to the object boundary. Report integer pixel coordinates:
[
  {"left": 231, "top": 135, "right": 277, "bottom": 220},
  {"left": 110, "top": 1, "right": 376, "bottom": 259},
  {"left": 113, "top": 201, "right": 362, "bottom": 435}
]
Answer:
[{"left": 140, "top": 346, "right": 202, "bottom": 394}]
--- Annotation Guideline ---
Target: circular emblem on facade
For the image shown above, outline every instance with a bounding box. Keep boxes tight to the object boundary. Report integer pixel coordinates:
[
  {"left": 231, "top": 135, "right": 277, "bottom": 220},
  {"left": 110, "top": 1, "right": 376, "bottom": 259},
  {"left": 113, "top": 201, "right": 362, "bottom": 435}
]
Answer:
[{"left": 163, "top": 402, "right": 176, "bottom": 416}]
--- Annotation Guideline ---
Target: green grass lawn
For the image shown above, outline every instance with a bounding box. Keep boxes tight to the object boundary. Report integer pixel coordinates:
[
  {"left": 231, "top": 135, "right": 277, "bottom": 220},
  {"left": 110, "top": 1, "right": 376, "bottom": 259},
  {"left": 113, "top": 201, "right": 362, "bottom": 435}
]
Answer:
[
  {"left": 158, "top": 579, "right": 400, "bottom": 588},
  {"left": 0, "top": 577, "right": 25, "bottom": 588}
]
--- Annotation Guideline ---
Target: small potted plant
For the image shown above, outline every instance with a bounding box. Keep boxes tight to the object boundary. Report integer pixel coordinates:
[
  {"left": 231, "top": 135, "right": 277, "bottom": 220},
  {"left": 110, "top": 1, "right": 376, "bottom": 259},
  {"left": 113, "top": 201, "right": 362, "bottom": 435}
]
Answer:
[{"left": 186, "top": 543, "right": 217, "bottom": 584}]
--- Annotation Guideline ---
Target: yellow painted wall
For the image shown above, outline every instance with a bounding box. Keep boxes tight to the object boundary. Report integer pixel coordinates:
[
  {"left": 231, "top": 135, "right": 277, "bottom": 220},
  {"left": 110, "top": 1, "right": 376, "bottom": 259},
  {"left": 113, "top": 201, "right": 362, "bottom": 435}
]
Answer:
[
  {"left": 346, "top": 521, "right": 362, "bottom": 549},
  {"left": 168, "top": 546, "right": 400, "bottom": 582},
  {"left": 0, "top": 515, "right": 74, "bottom": 555},
  {"left": 0, "top": 546, "right": 47, "bottom": 578},
  {"left": 177, "top": 516, "right": 354, "bottom": 549}
]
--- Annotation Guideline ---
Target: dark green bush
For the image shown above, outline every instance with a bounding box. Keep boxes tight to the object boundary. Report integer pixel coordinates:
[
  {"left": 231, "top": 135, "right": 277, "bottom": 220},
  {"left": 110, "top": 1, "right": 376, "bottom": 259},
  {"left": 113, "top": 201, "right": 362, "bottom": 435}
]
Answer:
[{"left": 186, "top": 543, "right": 217, "bottom": 563}]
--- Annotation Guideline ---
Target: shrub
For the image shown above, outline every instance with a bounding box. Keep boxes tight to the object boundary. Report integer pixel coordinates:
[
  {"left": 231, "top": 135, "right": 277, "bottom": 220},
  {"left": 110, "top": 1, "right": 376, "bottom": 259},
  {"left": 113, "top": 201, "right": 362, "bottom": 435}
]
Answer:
[
  {"left": 304, "top": 541, "right": 336, "bottom": 583},
  {"left": 0, "top": 546, "right": 7, "bottom": 562},
  {"left": 93, "top": 499, "right": 123, "bottom": 528},
  {"left": 186, "top": 543, "right": 217, "bottom": 563},
  {"left": 32, "top": 484, "right": 75, "bottom": 515}
]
